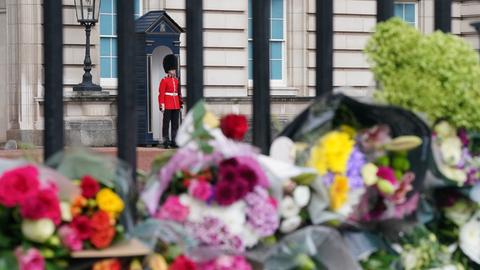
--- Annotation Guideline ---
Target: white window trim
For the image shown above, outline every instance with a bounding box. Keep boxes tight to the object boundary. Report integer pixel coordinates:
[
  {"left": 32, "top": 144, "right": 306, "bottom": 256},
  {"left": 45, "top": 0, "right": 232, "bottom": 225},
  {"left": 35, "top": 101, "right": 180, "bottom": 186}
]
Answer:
[
  {"left": 248, "top": 0, "right": 287, "bottom": 88},
  {"left": 395, "top": 1, "right": 418, "bottom": 28},
  {"left": 99, "top": 0, "right": 143, "bottom": 82}
]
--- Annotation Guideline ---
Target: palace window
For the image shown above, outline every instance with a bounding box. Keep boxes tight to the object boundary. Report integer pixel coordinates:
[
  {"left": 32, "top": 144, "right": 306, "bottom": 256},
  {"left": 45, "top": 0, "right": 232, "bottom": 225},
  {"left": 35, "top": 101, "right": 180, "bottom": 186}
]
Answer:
[
  {"left": 395, "top": 2, "right": 417, "bottom": 27},
  {"left": 99, "top": 0, "right": 142, "bottom": 81},
  {"left": 248, "top": 0, "right": 286, "bottom": 86}
]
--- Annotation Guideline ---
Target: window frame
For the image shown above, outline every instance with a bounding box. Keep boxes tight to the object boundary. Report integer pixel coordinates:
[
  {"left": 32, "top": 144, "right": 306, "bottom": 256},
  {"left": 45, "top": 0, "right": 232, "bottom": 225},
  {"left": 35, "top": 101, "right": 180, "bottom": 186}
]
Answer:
[
  {"left": 100, "top": 0, "right": 143, "bottom": 87},
  {"left": 394, "top": 1, "right": 418, "bottom": 28},
  {"left": 248, "top": 0, "right": 287, "bottom": 88}
]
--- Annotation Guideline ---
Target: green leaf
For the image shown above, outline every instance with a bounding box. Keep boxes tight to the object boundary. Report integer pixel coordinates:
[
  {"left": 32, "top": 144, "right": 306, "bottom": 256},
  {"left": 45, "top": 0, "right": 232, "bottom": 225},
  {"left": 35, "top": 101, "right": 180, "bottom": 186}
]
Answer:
[{"left": 0, "top": 251, "right": 18, "bottom": 270}]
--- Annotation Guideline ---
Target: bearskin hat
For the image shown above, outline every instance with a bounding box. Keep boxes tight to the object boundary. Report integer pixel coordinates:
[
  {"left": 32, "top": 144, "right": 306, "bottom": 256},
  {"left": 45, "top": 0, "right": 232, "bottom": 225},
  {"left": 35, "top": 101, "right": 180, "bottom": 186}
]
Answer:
[{"left": 163, "top": 54, "right": 178, "bottom": 73}]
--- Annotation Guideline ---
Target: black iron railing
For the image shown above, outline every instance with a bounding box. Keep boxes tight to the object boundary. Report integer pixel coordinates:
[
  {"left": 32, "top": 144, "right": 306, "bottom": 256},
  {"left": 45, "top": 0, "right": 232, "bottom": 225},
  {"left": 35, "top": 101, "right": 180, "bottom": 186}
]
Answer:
[{"left": 42, "top": 0, "right": 454, "bottom": 179}]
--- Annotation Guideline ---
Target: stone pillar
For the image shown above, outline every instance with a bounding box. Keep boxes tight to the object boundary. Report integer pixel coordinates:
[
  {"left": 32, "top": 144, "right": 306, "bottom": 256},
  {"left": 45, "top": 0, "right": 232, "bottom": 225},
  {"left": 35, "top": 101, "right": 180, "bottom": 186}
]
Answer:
[
  {"left": 287, "top": 0, "right": 308, "bottom": 96},
  {"left": 6, "top": 0, "right": 43, "bottom": 144}
]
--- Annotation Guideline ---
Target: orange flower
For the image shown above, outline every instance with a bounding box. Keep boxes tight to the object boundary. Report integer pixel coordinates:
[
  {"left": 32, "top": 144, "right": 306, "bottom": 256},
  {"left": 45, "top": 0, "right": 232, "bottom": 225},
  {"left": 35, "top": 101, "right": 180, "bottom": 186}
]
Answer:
[
  {"left": 329, "top": 175, "right": 350, "bottom": 211},
  {"left": 92, "top": 259, "right": 121, "bottom": 270}
]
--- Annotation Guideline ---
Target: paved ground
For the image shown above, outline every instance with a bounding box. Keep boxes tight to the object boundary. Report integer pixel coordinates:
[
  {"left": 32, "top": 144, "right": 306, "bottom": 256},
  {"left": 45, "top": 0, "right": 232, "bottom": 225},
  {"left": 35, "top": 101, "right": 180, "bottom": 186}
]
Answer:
[{"left": 0, "top": 147, "right": 165, "bottom": 172}]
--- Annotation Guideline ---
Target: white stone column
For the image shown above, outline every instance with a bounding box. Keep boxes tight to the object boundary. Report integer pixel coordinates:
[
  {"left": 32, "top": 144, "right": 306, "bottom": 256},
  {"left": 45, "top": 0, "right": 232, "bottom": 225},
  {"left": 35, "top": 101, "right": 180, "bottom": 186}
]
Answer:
[{"left": 287, "top": 0, "right": 308, "bottom": 96}]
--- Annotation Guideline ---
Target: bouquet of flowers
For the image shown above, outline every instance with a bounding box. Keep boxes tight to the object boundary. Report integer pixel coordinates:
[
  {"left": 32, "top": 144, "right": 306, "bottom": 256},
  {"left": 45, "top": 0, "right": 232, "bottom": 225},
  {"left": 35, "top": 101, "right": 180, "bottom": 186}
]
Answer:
[
  {"left": 58, "top": 174, "right": 125, "bottom": 251},
  {"left": 361, "top": 226, "right": 465, "bottom": 270},
  {"left": 0, "top": 162, "right": 74, "bottom": 269},
  {"left": 431, "top": 121, "right": 480, "bottom": 187},
  {"left": 140, "top": 103, "right": 279, "bottom": 266},
  {"left": 275, "top": 94, "right": 430, "bottom": 226}
]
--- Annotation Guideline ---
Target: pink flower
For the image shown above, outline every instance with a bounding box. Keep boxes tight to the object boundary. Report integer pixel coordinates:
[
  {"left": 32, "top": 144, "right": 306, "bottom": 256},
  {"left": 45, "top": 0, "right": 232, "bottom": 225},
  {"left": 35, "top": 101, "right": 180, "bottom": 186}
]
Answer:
[
  {"left": 20, "top": 188, "right": 61, "bottom": 225},
  {"left": 155, "top": 196, "right": 189, "bottom": 222},
  {"left": 15, "top": 247, "right": 45, "bottom": 270},
  {"left": 58, "top": 225, "right": 83, "bottom": 251},
  {"left": 376, "top": 166, "right": 397, "bottom": 185},
  {"left": 0, "top": 165, "right": 40, "bottom": 207},
  {"left": 199, "top": 256, "right": 252, "bottom": 270},
  {"left": 188, "top": 180, "right": 213, "bottom": 202}
]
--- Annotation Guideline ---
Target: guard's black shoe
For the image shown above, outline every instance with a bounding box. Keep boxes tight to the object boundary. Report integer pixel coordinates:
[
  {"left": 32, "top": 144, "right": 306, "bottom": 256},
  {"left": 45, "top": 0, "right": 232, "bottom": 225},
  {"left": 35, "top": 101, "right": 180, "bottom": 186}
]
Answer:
[
  {"left": 162, "top": 139, "right": 171, "bottom": 149},
  {"left": 170, "top": 141, "right": 179, "bottom": 149}
]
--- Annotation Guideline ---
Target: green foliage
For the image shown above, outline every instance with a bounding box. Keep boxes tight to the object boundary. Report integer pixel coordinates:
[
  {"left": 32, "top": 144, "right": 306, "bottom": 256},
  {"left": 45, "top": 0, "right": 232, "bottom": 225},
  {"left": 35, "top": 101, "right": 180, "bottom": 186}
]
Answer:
[{"left": 365, "top": 18, "right": 480, "bottom": 130}]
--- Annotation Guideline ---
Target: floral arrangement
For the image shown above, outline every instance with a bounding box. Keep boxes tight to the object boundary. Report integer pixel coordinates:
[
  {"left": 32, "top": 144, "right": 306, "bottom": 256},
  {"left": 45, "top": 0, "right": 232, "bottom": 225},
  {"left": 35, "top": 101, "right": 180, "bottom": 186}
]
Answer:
[
  {"left": 143, "top": 146, "right": 278, "bottom": 254},
  {"left": 168, "top": 254, "right": 252, "bottom": 270},
  {"left": 305, "top": 124, "right": 422, "bottom": 223},
  {"left": 432, "top": 121, "right": 480, "bottom": 186},
  {"left": 277, "top": 179, "right": 311, "bottom": 233},
  {"left": 361, "top": 226, "right": 465, "bottom": 270},
  {"left": 0, "top": 164, "right": 69, "bottom": 269},
  {"left": 140, "top": 102, "right": 279, "bottom": 266},
  {"left": 58, "top": 175, "right": 125, "bottom": 251}
]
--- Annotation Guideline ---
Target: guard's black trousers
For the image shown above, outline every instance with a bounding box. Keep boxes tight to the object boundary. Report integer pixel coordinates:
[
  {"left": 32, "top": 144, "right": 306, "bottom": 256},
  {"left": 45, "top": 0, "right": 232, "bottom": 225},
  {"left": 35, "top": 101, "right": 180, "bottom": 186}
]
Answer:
[{"left": 162, "top": 109, "right": 180, "bottom": 142}]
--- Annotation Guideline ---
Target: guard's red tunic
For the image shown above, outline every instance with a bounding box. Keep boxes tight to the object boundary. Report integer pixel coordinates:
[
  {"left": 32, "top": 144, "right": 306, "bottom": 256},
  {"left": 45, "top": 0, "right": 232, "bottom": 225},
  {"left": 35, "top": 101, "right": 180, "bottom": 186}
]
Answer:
[{"left": 158, "top": 76, "right": 182, "bottom": 110}]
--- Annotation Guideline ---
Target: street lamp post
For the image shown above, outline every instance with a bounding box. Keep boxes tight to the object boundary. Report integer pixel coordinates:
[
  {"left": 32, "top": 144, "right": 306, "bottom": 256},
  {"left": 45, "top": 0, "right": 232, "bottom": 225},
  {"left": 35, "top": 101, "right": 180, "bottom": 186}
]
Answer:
[{"left": 73, "top": 0, "right": 102, "bottom": 91}]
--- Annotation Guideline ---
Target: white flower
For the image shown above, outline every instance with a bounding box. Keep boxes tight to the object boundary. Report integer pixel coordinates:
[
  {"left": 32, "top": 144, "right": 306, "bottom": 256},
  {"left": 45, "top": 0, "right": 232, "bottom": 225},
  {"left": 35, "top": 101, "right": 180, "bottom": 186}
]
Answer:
[
  {"left": 242, "top": 226, "right": 260, "bottom": 248},
  {"left": 440, "top": 137, "right": 463, "bottom": 166},
  {"left": 280, "top": 216, "right": 302, "bottom": 233},
  {"left": 440, "top": 166, "right": 467, "bottom": 186},
  {"left": 22, "top": 219, "right": 55, "bottom": 243},
  {"left": 60, "top": 201, "right": 72, "bottom": 222},
  {"left": 361, "top": 163, "right": 379, "bottom": 186},
  {"left": 280, "top": 196, "right": 300, "bottom": 218},
  {"left": 459, "top": 213, "right": 480, "bottom": 264},
  {"left": 293, "top": 186, "right": 311, "bottom": 208},
  {"left": 434, "top": 121, "right": 457, "bottom": 139}
]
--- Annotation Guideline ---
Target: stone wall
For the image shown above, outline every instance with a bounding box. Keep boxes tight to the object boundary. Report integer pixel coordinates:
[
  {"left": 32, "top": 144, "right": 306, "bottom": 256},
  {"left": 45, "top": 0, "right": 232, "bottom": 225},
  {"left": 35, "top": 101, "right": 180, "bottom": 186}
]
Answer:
[{"left": 0, "top": 0, "right": 7, "bottom": 142}]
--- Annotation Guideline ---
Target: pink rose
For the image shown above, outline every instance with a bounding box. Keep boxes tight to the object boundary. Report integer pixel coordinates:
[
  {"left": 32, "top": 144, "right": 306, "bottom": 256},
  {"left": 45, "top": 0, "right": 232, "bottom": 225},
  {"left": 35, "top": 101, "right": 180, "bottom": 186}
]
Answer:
[
  {"left": 0, "top": 165, "right": 40, "bottom": 207},
  {"left": 20, "top": 188, "right": 61, "bottom": 225},
  {"left": 155, "top": 196, "right": 189, "bottom": 222},
  {"left": 188, "top": 180, "right": 213, "bottom": 202},
  {"left": 15, "top": 247, "right": 45, "bottom": 270},
  {"left": 58, "top": 225, "right": 83, "bottom": 251}
]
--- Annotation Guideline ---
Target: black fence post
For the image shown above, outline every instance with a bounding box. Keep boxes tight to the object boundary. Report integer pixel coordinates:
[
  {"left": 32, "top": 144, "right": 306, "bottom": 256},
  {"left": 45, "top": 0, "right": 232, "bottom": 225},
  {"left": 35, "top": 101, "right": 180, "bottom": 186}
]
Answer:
[
  {"left": 117, "top": 1, "right": 137, "bottom": 179},
  {"left": 43, "top": 0, "right": 64, "bottom": 161},
  {"left": 316, "top": 0, "right": 333, "bottom": 97},
  {"left": 252, "top": 0, "right": 271, "bottom": 154},
  {"left": 377, "top": 0, "right": 394, "bottom": 22},
  {"left": 186, "top": 0, "right": 204, "bottom": 110},
  {"left": 435, "top": 0, "right": 452, "bottom": 32}
]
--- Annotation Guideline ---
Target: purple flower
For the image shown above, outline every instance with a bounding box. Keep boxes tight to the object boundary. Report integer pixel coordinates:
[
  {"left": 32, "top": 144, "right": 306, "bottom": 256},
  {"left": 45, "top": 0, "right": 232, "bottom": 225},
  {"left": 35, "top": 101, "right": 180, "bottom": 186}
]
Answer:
[
  {"left": 244, "top": 187, "right": 279, "bottom": 237},
  {"left": 458, "top": 129, "right": 469, "bottom": 147},
  {"left": 322, "top": 173, "right": 335, "bottom": 186},
  {"left": 346, "top": 147, "right": 366, "bottom": 189},
  {"left": 188, "top": 217, "right": 245, "bottom": 253}
]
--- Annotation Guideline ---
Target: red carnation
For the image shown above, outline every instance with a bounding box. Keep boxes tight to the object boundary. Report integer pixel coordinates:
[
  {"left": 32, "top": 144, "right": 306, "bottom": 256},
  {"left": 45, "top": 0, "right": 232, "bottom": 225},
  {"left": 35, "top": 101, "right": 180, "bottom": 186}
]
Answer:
[
  {"left": 71, "top": 215, "right": 93, "bottom": 240},
  {"left": 90, "top": 226, "right": 116, "bottom": 249},
  {"left": 80, "top": 175, "right": 100, "bottom": 198},
  {"left": 20, "top": 188, "right": 61, "bottom": 225},
  {"left": 0, "top": 165, "right": 40, "bottom": 207},
  {"left": 169, "top": 255, "right": 196, "bottom": 270},
  {"left": 220, "top": 114, "right": 248, "bottom": 141},
  {"left": 90, "top": 211, "right": 111, "bottom": 231}
]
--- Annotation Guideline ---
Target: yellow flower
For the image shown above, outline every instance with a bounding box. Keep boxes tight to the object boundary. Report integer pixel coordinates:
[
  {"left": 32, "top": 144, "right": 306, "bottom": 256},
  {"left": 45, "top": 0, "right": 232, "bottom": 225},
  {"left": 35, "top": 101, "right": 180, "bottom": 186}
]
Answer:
[
  {"left": 203, "top": 111, "right": 219, "bottom": 129},
  {"left": 340, "top": 125, "right": 356, "bottom": 138},
  {"left": 307, "top": 131, "right": 355, "bottom": 175},
  {"left": 96, "top": 188, "right": 125, "bottom": 217},
  {"left": 329, "top": 175, "right": 350, "bottom": 211},
  {"left": 146, "top": 254, "right": 168, "bottom": 270}
]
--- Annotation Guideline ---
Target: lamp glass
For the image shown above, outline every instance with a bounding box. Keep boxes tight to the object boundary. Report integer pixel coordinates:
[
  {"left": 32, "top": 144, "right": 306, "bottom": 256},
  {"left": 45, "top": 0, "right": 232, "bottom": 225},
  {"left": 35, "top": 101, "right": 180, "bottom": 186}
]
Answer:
[{"left": 74, "top": 0, "right": 101, "bottom": 23}]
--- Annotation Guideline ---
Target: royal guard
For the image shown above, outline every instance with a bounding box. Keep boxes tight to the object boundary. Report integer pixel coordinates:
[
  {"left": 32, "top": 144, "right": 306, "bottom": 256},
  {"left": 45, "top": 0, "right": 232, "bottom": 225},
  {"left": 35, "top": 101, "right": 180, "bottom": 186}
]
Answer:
[{"left": 159, "top": 54, "right": 183, "bottom": 148}]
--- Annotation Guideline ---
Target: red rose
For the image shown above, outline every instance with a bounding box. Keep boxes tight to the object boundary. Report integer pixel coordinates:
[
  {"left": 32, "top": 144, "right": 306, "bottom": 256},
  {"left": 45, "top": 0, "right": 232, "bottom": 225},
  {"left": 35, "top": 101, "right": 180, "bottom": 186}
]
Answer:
[
  {"left": 20, "top": 188, "right": 61, "bottom": 225},
  {"left": 169, "top": 255, "right": 196, "bottom": 270},
  {"left": 80, "top": 175, "right": 100, "bottom": 198},
  {"left": 90, "top": 211, "right": 112, "bottom": 231},
  {"left": 90, "top": 226, "right": 115, "bottom": 249},
  {"left": 0, "top": 165, "right": 40, "bottom": 207},
  {"left": 71, "top": 215, "right": 93, "bottom": 240},
  {"left": 220, "top": 114, "right": 248, "bottom": 141}
]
